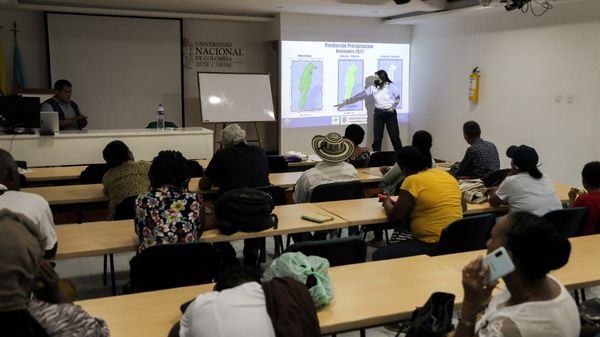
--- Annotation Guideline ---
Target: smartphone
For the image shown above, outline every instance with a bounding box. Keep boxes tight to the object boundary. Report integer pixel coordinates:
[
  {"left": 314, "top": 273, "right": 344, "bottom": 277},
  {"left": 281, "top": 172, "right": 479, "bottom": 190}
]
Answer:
[
  {"left": 482, "top": 247, "right": 515, "bottom": 285},
  {"left": 301, "top": 213, "right": 334, "bottom": 223}
]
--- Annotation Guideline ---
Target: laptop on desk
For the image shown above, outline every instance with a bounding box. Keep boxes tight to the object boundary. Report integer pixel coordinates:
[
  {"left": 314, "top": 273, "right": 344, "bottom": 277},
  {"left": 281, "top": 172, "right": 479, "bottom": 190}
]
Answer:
[{"left": 40, "top": 111, "right": 59, "bottom": 136}]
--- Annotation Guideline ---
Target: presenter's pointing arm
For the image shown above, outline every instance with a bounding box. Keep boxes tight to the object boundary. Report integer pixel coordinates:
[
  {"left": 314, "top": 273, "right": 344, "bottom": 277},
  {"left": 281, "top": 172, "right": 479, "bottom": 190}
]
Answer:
[{"left": 334, "top": 89, "right": 369, "bottom": 108}]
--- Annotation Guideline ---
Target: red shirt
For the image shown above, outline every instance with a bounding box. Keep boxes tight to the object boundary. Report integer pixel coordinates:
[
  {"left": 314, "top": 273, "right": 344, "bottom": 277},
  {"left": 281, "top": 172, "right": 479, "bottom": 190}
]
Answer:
[{"left": 573, "top": 192, "right": 600, "bottom": 235}]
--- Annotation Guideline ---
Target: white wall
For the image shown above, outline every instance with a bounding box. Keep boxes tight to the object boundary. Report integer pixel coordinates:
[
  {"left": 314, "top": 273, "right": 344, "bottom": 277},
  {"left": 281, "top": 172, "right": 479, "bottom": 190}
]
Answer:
[
  {"left": 0, "top": 9, "right": 48, "bottom": 92},
  {"left": 409, "top": 0, "right": 600, "bottom": 185},
  {"left": 47, "top": 14, "right": 182, "bottom": 130},
  {"left": 182, "top": 18, "right": 279, "bottom": 151},
  {"left": 279, "top": 13, "right": 413, "bottom": 154}
]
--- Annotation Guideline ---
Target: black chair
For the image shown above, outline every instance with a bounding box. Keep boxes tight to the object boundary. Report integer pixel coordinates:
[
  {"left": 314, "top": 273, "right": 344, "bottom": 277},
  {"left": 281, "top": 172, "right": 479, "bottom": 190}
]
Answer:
[
  {"left": 257, "top": 185, "right": 287, "bottom": 206},
  {"left": 431, "top": 213, "right": 496, "bottom": 256},
  {"left": 145, "top": 121, "right": 178, "bottom": 129},
  {"left": 128, "top": 242, "right": 221, "bottom": 293},
  {"left": 267, "top": 155, "right": 288, "bottom": 173},
  {"left": 482, "top": 168, "right": 511, "bottom": 188},
  {"left": 285, "top": 236, "right": 367, "bottom": 267},
  {"left": 543, "top": 207, "right": 588, "bottom": 238},
  {"left": 114, "top": 196, "right": 138, "bottom": 220},
  {"left": 310, "top": 180, "right": 364, "bottom": 203},
  {"left": 15, "top": 160, "right": 27, "bottom": 169},
  {"left": 19, "top": 174, "right": 27, "bottom": 188},
  {"left": 368, "top": 151, "right": 396, "bottom": 167},
  {"left": 187, "top": 160, "right": 203, "bottom": 178},
  {"left": 80, "top": 164, "right": 108, "bottom": 184}
]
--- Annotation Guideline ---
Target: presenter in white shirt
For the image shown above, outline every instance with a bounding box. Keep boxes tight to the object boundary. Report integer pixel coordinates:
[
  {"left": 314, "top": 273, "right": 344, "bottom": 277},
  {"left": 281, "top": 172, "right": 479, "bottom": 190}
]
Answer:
[{"left": 335, "top": 70, "right": 402, "bottom": 152}]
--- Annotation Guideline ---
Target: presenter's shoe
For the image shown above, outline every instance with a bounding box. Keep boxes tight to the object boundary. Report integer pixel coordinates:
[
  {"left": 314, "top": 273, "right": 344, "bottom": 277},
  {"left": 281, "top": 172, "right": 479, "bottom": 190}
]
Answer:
[{"left": 367, "top": 239, "right": 386, "bottom": 248}]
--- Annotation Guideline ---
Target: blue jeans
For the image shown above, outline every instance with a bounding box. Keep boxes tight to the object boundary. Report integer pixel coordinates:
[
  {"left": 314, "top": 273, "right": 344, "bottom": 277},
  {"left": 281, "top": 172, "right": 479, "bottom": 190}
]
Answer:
[
  {"left": 372, "top": 239, "right": 436, "bottom": 260},
  {"left": 372, "top": 108, "right": 402, "bottom": 152}
]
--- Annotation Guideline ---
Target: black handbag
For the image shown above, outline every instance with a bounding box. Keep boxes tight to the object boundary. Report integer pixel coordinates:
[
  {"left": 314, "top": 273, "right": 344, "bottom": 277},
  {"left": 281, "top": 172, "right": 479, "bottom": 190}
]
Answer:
[
  {"left": 580, "top": 298, "right": 600, "bottom": 326},
  {"left": 215, "top": 188, "right": 278, "bottom": 235},
  {"left": 399, "top": 292, "right": 456, "bottom": 337}
]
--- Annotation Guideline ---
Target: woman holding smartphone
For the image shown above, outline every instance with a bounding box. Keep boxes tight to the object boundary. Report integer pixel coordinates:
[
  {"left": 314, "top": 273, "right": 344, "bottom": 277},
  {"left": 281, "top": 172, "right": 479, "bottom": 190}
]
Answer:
[
  {"left": 454, "top": 212, "right": 579, "bottom": 337},
  {"left": 334, "top": 70, "right": 402, "bottom": 152}
]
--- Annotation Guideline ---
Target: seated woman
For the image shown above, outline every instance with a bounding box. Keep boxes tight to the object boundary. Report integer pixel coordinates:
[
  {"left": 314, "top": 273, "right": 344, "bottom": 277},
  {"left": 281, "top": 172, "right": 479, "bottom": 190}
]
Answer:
[
  {"left": 135, "top": 150, "right": 204, "bottom": 252},
  {"left": 488, "top": 145, "right": 562, "bottom": 216},
  {"left": 379, "top": 130, "right": 435, "bottom": 195},
  {"left": 0, "top": 209, "right": 109, "bottom": 337},
  {"left": 374, "top": 146, "right": 463, "bottom": 259},
  {"left": 344, "top": 124, "right": 370, "bottom": 168},
  {"left": 455, "top": 212, "right": 579, "bottom": 337},
  {"left": 102, "top": 140, "right": 150, "bottom": 220}
]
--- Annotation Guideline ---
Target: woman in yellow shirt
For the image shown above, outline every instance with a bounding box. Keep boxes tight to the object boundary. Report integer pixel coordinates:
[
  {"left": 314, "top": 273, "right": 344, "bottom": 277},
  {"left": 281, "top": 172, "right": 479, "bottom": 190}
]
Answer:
[{"left": 374, "top": 146, "right": 463, "bottom": 260}]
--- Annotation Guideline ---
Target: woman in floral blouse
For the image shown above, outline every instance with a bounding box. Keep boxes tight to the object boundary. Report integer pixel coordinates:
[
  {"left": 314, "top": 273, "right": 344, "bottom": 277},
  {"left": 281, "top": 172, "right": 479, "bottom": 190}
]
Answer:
[{"left": 135, "top": 150, "right": 203, "bottom": 253}]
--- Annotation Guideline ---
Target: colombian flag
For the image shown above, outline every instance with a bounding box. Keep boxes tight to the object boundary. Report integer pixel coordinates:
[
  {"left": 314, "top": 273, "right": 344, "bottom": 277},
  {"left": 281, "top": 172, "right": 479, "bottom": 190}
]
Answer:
[
  {"left": 0, "top": 38, "right": 8, "bottom": 95},
  {"left": 13, "top": 36, "right": 28, "bottom": 90}
]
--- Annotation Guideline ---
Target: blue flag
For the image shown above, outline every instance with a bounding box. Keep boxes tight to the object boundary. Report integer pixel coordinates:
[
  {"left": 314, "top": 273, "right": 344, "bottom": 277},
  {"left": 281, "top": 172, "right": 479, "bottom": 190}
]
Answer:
[{"left": 13, "top": 37, "right": 28, "bottom": 89}]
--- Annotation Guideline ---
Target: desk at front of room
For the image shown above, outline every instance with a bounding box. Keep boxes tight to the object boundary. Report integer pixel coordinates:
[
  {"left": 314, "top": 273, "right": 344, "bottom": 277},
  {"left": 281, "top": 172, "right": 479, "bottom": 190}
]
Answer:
[{"left": 6, "top": 128, "right": 214, "bottom": 167}]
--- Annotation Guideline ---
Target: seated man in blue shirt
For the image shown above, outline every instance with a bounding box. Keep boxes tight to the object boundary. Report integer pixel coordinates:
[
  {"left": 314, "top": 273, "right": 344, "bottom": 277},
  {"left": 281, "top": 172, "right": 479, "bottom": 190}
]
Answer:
[
  {"left": 452, "top": 120, "right": 500, "bottom": 180},
  {"left": 41, "top": 79, "right": 88, "bottom": 130}
]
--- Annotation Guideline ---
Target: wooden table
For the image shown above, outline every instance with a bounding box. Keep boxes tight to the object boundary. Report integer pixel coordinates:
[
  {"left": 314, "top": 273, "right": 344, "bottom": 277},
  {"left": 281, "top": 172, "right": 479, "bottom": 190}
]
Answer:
[
  {"left": 23, "top": 160, "right": 209, "bottom": 184},
  {"left": 55, "top": 203, "right": 347, "bottom": 295},
  {"left": 77, "top": 254, "right": 464, "bottom": 337},
  {"left": 74, "top": 235, "right": 600, "bottom": 337},
  {"left": 427, "top": 235, "right": 600, "bottom": 289},
  {"left": 22, "top": 184, "right": 108, "bottom": 205},
  {"left": 55, "top": 203, "right": 348, "bottom": 260},
  {"left": 22, "top": 165, "right": 88, "bottom": 183},
  {"left": 314, "top": 183, "right": 571, "bottom": 226},
  {"left": 23, "top": 169, "right": 385, "bottom": 206}
]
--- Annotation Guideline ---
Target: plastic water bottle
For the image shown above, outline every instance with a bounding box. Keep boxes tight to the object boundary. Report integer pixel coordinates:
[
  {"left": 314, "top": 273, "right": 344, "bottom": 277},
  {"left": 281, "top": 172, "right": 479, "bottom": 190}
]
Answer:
[{"left": 156, "top": 104, "right": 165, "bottom": 131}]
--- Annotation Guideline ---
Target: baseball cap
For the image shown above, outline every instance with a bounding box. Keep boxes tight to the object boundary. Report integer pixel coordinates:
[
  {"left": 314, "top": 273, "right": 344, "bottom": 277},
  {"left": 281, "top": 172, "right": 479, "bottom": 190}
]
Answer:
[{"left": 506, "top": 145, "right": 539, "bottom": 170}]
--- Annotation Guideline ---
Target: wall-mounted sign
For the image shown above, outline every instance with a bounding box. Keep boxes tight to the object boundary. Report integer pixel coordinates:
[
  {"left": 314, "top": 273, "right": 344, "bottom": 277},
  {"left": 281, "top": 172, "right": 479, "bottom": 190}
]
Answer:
[{"left": 183, "top": 38, "right": 246, "bottom": 69}]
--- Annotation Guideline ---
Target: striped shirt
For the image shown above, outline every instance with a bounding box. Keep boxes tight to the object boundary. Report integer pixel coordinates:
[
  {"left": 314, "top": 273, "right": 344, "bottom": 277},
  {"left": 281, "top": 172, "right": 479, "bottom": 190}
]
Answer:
[
  {"left": 293, "top": 162, "right": 359, "bottom": 203},
  {"left": 28, "top": 300, "right": 110, "bottom": 337}
]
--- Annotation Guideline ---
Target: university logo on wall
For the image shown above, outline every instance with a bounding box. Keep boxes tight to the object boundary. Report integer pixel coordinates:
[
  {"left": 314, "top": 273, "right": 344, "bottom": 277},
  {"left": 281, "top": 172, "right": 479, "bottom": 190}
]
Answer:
[{"left": 183, "top": 38, "right": 246, "bottom": 69}]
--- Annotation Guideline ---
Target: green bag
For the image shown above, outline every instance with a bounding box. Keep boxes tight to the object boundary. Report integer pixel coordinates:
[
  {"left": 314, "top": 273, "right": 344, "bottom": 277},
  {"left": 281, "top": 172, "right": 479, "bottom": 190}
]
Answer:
[{"left": 262, "top": 252, "right": 334, "bottom": 307}]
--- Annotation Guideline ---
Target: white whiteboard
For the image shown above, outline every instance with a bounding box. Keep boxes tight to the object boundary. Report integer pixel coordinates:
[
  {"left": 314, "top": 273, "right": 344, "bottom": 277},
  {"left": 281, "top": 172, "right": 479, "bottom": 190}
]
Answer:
[
  {"left": 47, "top": 13, "right": 182, "bottom": 129},
  {"left": 198, "top": 73, "right": 275, "bottom": 123}
]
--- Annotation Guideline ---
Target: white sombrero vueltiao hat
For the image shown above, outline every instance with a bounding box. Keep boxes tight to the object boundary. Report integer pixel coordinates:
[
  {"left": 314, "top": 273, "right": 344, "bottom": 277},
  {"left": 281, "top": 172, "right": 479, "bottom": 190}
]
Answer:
[{"left": 312, "top": 132, "right": 355, "bottom": 163}]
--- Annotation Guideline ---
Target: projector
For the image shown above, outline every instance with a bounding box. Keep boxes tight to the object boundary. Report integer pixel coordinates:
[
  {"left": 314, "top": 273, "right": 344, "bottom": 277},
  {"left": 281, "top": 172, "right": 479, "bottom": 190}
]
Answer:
[
  {"left": 480, "top": 0, "right": 532, "bottom": 10},
  {"left": 504, "top": 0, "right": 531, "bottom": 11}
]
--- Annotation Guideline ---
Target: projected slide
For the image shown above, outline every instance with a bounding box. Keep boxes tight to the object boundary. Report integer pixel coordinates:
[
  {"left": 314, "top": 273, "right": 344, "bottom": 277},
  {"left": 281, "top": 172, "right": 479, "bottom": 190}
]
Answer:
[
  {"left": 281, "top": 41, "right": 410, "bottom": 129},
  {"left": 291, "top": 61, "right": 323, "bottom": 112},
  {"left": 378, "top": 59, "right": 403, "bottom": 109},
  {"left": 337, "top": 60, "right": 364, "bottom": 112}
]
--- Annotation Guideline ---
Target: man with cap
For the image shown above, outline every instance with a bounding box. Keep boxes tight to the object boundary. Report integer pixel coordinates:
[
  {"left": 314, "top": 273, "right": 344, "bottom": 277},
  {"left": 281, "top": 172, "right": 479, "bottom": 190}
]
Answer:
[
  {"left": 488, "top": 144, "right": 562, "bottom": 216},
  {"left": 293, "top": 132, "right": 359, "bottom": 204}
]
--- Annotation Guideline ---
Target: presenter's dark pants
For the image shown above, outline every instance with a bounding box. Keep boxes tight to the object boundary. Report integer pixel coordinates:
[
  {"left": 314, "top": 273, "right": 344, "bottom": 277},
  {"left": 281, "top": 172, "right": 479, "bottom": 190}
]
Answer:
[{"left": 372, "top": 108, "right": 402, "bottom": 152}]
